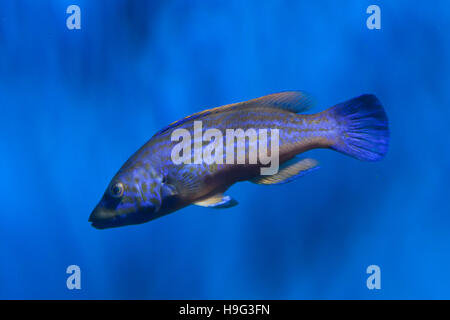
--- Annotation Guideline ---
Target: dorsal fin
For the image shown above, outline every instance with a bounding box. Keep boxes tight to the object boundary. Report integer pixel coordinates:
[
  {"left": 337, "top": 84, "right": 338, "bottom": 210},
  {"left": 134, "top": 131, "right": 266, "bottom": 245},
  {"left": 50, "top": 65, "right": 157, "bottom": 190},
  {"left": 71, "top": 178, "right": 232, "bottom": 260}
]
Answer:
[
  {"left": 154, "top": 91, "right": 315, "bottom": 136},
  {"left": 248, "top": 91, "right": 316, "bottom": 113}
]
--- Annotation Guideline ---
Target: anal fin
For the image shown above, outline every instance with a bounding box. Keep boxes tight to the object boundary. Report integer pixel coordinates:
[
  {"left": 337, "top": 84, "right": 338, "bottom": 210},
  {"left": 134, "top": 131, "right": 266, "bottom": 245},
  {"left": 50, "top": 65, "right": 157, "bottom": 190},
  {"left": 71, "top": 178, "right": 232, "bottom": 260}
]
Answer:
[{"left": 251, "top": 158, "right": 319, "bottom": 185}]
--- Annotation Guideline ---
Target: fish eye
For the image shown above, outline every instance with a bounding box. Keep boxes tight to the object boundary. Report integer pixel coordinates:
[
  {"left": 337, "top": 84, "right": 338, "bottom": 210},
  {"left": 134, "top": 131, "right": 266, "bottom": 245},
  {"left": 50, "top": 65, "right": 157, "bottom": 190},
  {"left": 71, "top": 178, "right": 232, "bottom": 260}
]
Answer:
[{"left": 110, "top": 182, "right": 124, "bottom": 198}]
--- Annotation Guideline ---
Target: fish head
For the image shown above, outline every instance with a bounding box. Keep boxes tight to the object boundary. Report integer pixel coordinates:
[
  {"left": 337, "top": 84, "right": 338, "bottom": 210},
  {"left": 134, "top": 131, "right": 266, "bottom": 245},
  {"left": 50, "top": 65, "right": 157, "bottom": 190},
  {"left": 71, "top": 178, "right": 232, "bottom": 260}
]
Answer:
[{"left": 89, "top": 166, "right": 166, "bottom": 229}]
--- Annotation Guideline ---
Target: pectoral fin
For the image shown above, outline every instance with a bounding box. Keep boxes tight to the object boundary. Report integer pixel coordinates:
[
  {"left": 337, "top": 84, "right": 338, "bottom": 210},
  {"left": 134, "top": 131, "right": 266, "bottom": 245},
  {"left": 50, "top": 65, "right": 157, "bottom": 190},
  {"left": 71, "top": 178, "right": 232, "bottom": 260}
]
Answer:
[
  {"left": 251, "top": 158, "right": 319, "bottom": 185},
  {"left": 174, "top": 168, "right": 203, "bottom": 195},
  {"left": 161, "top": 183, "right": 178, "bottom": 198},
  {"left": 194, "top": 193, "right": 238, "bottom": 209}
]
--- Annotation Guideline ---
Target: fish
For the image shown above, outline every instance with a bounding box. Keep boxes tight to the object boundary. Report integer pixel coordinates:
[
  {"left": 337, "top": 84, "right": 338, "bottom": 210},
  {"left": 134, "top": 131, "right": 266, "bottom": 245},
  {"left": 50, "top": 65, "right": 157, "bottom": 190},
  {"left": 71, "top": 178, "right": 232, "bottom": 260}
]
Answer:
[{"left": 89, "top": 91, "right": 389, "bottom": 229}]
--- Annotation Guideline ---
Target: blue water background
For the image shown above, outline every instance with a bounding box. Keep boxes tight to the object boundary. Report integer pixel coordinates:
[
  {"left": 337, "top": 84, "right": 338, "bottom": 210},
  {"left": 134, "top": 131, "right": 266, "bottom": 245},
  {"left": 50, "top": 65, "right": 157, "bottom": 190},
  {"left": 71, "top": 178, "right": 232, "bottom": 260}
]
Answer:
[{"left": 1, "top": 0, "right": 449, "bottom": 299}]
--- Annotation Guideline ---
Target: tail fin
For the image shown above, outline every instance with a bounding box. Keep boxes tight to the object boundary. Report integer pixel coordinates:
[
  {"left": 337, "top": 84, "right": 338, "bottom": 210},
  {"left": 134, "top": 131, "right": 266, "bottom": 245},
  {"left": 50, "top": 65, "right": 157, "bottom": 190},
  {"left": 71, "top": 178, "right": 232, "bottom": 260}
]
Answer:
[{"left": 328, "top": 94, "right": 389, "bottom": 161}]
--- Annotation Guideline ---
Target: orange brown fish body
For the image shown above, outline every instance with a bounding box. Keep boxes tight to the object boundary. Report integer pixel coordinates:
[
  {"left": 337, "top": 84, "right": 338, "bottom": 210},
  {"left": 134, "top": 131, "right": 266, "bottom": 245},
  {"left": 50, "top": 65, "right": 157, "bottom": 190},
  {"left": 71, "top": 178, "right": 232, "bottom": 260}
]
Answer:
[{"left": 89, "top": 92, "right": 389, "bottom": 229}]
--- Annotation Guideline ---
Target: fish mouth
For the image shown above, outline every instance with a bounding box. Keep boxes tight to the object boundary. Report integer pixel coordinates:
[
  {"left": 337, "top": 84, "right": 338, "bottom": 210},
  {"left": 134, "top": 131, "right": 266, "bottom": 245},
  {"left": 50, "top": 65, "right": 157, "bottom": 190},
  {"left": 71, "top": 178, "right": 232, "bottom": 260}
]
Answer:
[
  {"left": 90, "top": 217, "right": 127, "bottom": 229},
  {"left": 89, "top": 207, "right": 155, "bottom": 229},
  {"left": 89, "top": 206, "right": 124, "bottom": 229}
]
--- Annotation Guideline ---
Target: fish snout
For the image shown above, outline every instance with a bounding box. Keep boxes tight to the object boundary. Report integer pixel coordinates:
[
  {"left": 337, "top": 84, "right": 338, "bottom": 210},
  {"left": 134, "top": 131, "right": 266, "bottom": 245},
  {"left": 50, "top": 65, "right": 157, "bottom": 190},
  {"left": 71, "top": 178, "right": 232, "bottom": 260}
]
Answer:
[
  {"left": 89, "top": 206, "right": 123, "bottom": 229},
  {"left": 88, "top": 206, "right": 116, "bottom": 222}
]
